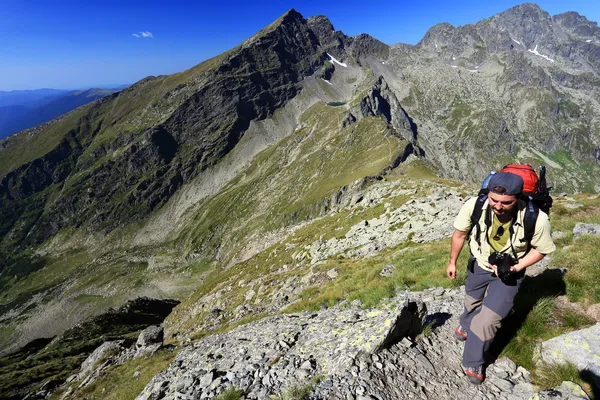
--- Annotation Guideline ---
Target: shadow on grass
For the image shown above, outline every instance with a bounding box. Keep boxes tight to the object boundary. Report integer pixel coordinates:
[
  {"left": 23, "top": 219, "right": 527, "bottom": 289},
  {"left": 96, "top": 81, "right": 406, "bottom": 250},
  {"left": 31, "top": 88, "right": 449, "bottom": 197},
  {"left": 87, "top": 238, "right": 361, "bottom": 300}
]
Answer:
[{"left": 488, "top": 268, "right": 567, "bottom": 363}]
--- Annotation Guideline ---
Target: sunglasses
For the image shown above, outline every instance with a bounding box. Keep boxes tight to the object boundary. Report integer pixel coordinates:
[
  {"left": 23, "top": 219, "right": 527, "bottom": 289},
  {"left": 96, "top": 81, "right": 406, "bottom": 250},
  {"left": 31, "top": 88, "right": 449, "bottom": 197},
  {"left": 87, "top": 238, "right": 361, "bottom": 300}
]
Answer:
[{"left": 493, "top": 226, "right": 504, "bottom": 241}]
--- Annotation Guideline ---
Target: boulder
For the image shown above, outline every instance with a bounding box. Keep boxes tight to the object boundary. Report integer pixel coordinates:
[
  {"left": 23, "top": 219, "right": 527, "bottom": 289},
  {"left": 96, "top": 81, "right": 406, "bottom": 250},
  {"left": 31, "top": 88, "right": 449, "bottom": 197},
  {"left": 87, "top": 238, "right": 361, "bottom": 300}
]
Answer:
[
  {"left": 80, "top": 341, "right": 126, "bottom": 375},
  {"left": 534, "top": 323, "right": 600, "bottom": 378},
  {"left": 136, "top": 325, "right": 163, "bottom": 348},
  {"left": 573, "top": 223, "right": 600, "bottom": 237}
]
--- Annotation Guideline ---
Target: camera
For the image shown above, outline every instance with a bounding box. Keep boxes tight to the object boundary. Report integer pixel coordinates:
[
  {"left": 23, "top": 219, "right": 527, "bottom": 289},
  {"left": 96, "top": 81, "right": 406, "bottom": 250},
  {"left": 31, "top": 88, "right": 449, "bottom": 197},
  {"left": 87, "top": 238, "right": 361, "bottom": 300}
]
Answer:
[{"left": 488, "top": 252, "right": 516, "bottom": 281}]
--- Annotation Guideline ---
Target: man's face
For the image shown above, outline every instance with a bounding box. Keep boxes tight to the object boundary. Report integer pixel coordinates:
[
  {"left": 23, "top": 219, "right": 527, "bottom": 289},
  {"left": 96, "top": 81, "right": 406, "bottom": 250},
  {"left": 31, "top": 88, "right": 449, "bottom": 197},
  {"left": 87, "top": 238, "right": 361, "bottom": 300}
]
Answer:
[{"left": 488, "top": 192, "right": 518, "bottom": 216}]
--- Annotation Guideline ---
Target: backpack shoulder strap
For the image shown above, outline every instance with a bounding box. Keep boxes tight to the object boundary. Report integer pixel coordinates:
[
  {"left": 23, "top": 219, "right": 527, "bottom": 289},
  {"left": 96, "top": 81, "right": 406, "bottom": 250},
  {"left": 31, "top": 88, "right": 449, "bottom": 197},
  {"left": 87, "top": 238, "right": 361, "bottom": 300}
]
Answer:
[
  {"left": 521, "top": 196, "right": 540, "bottom": 252},
  {"left": 469, "top": 191, "right": 488, "bottom": 248}
]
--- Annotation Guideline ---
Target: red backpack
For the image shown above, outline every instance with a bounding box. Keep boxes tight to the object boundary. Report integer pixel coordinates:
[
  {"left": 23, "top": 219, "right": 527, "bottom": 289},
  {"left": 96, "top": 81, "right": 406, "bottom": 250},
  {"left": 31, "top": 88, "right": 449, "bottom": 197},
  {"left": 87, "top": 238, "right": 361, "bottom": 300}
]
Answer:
[{"left": 500, "top": 164, "right": 539, "bottom": 195}]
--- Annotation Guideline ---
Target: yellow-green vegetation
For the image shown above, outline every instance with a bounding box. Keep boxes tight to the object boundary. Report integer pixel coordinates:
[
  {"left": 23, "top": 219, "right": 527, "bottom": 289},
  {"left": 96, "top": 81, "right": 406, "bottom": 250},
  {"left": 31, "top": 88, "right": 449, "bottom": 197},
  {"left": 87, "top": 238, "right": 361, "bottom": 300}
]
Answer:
[
  {"left": 215, "top": 387, "right": 244, "bottom": 400},
  {"left": 272, "top": 376, "right": 323, "bottom": 400},
  {"left": 61, "top": 348, "right": 177, "bottom": 400},
  {"left": 177, "top": 101, "right": 409, "bottom": 263},
  {"left": 0, "top": 248, "right": 91, "bottom": 305},
  {"left": 417, "top": 321, "right": 435, "bottom": 341},
  {"left": 287, "top": 239, "right": 468, "bottom": 312},
  {"left": 532, "top": 362, "right": 589, "bottom": 395}
]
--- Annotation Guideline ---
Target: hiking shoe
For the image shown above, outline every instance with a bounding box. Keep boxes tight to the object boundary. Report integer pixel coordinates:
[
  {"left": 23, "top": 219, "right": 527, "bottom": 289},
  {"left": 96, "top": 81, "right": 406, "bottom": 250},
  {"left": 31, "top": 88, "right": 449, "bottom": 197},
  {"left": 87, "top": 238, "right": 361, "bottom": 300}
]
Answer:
[
  {"left": 465, "top": 365, "right": 484, "bottom": 384},
  {"left": 455, "top": 325, "right": 468, "bottom": 341}
]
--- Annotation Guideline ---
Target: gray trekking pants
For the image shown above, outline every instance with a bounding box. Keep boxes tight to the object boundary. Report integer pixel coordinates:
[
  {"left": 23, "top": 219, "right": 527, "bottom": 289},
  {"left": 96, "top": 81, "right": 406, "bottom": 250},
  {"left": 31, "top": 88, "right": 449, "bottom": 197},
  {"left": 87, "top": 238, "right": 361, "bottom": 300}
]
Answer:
[{"left": 460, "top": 258, "right": 525, "bottom": 367}]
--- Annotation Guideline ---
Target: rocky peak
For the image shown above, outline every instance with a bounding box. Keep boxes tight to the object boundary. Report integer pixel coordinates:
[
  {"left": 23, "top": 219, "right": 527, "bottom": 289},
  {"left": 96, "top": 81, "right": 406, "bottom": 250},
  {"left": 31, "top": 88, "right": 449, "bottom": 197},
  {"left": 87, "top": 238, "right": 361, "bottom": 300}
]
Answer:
[
  {"left": 484, "top": 3, "right": 554, "bottom": 48},
  {"left": 307, "top": 14, "right": 347, "bottom": 58},
  {"left": 416, "top": 22, "right": 456, "bottom": 50},
  {"left": 553, "top": 11, "right": 600, "bottom": 38},
  {"left": 306, "top": 15, "right": 335, "bottom": 42},
  {"left": 348, "top": 33, "right": 390, "bottom": 63}
]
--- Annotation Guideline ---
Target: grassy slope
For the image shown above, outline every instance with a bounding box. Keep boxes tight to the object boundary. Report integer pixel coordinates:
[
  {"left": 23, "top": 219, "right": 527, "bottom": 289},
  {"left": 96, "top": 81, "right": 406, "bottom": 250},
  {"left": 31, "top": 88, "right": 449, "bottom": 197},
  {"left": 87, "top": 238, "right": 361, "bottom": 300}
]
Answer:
[
  {"left": 176, "top": 101, "right": 409, "bottom": 263},
  {"left": 0, "top": 51, "right": 231, "bottom": 180}
]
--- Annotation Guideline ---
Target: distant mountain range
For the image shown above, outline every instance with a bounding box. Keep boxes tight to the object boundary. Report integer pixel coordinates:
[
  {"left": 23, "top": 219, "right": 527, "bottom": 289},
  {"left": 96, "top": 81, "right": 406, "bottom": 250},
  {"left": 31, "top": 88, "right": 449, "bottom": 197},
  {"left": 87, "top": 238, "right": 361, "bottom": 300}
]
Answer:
[{"left": 0, "top": 86, "right": 128, "bottom": 139}]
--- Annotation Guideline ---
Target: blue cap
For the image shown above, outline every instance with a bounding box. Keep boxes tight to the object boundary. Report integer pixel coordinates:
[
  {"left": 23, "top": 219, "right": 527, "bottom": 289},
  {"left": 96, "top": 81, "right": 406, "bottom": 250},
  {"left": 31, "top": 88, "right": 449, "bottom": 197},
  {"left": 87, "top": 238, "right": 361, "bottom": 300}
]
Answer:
[{"left": 487, "top": 172, "right": 523, "bottom": 195}]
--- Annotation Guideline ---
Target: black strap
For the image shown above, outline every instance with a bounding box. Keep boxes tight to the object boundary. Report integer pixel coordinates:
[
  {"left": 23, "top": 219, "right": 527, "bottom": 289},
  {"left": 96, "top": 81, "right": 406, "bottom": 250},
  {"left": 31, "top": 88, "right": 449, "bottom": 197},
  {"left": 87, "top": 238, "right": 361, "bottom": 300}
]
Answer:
[
  {"left": 521, "top": 196, "right": 539, "bottom": 254},
  {"left": 469, "top": 192, "right": 488, "bottom": 250}
]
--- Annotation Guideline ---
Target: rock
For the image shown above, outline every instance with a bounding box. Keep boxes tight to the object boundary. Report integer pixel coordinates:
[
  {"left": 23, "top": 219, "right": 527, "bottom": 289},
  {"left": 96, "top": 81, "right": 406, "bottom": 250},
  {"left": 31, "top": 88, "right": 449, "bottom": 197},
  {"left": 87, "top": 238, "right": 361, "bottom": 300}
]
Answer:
[
  {"left": 80, "top": 341, "right": 125, "bottom": 376},
  {"left": 555, "top": 381, "right": 590, "bottom": 399},
  {"left": 564, "top": 203, "right": 583, "bottom": 209},
  {"left": 534, "top": 323, "right": 600, "bottom": 377},
  {"left": 512, "top": 382, "right": 536, "bottom": 397},
  {"left": 573, "top": 223, "right": 600, "bottom": 237},
  {"left": 200, "top": 370, "right": 214, "bottom": 388},
  {"left": 136, "top": 325, "right": 163, "bottom": 348},
  {"left": 327, "top": 268, "right": 339, "bottom": 279},
  {"left": 586, "top": 304, "right": 600, "bottom": 322},
  {"left": 295, "top": 368, "right": 311, "bottom": 380},
  {"left": 489, "top": 376, "right": 514, "bottom": 392},
  {"left": 245, "top": 289, "right": 256, "bottom": 301},
  {"left": 495, "top": 356, "right": 517, "bottom": 375},
  {"left": 380, "top": 264, "right": 395, "bottom": 277}
]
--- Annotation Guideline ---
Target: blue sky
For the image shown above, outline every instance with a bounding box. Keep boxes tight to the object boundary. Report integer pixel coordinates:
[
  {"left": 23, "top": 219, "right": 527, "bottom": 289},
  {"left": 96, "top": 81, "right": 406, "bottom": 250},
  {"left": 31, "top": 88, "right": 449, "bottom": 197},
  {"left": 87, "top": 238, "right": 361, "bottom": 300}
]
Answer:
[{"left": 0, "top": 0, "right": 598, "bottom": 91}]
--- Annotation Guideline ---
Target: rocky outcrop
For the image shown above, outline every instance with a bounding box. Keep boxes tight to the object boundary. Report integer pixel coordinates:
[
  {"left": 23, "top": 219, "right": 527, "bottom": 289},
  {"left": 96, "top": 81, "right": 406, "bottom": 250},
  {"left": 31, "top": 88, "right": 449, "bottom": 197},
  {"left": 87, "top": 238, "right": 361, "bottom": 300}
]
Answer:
[
  {"left": 56, "top": 325, "right": 172, "bottom": 399},
  {"left": 534, "top": 323, "right": 600, "bottom": 384},
  {"left": 573, "top": 223, "right": 600, "bottom": 237},
  {"left": 308, "top": 187, "right": 464, "bottom": 263},
  {"left": 136, "top": 288, "right": 588, "bottom": 400}
]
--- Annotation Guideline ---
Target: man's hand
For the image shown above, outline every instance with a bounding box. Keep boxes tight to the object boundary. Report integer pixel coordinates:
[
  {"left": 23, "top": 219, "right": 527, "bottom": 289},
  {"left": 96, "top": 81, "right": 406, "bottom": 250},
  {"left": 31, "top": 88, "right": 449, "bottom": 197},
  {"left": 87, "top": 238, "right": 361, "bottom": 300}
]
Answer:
[
  {"left": 446, "top": 263, "right": 457, "bottom": 279},
  {"left": 489, "top": 263, "right": 498, "bottom": 276},
  {"left": 510, "top": 261, "right": 525, "bottom": 273},
  {"left": 447, "top": 229, "right": 468, "bottom": 280}
]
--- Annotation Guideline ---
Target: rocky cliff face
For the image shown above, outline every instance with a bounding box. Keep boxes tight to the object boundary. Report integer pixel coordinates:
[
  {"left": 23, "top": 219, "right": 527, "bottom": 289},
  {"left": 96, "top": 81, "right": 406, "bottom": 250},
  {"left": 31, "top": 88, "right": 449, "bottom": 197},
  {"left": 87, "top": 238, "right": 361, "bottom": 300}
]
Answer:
[{"left": 389, "top": 3, "right": 600, "bottom": 187}]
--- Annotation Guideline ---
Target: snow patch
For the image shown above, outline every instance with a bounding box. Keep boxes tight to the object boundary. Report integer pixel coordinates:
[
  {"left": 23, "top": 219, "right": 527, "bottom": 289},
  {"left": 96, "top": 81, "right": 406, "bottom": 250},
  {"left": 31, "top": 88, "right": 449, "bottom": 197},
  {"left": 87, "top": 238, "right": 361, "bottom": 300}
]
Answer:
[
  {"left": 451, "top": 65, "right": 458, "bottom": 68},
  {"left": 528, "top": 45, "right": 555, "bottom": 62},
  {"left": 327, "top": 53, "right": 347, "bottom": 68},
  {"left": 586, "top": 39, "right": 592, "bottom": 43},
  {"left": 511, "top": 38, "right": 521, "bottom": 45},
  {"left": 452, "top": 56, "right": 456, "bottom": 60},
  {"left": 467, "top": 69, "right": 478, "bottom": 73},
  {"left": 321, "top": 78, "right": 333, "bottom": 86}
]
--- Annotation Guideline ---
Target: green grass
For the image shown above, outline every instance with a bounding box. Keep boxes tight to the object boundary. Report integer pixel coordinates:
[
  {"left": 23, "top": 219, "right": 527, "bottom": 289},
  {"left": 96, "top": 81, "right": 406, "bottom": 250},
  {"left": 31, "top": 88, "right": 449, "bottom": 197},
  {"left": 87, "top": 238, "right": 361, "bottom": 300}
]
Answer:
[
  {"left": 532, "top": 362, "right": 589, "bottom": 395},
  {"left": 177, "top": 102, "right": 408, "bottom": 260},
  {"left": 216, "top": 387, "right": 244, "bottom": 400},
  {"left": 286, "top": 238, "right": 468, "bottom": 312},
  {"left": 66, "top": 348, "right": 177, "bottom": 400}
]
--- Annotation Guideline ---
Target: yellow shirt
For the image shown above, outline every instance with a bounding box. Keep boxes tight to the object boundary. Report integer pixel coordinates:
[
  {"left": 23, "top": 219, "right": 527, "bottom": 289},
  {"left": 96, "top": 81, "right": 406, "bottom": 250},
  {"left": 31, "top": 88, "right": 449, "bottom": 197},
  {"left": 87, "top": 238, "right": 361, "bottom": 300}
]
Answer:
[
  {"left": 453, "top": 197, "right": 556, "bottom": 272},
  {"left": 489, "top": 215, "right": 512, "bottom": 252}
]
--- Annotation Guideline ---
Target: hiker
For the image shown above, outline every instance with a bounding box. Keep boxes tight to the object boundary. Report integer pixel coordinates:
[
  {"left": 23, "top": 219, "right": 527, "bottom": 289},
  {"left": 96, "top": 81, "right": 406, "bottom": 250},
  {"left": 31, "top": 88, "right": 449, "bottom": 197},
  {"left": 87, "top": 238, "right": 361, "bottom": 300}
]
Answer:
[{"left": 446, "top": 171, "right": 555, "bottom": 384}]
